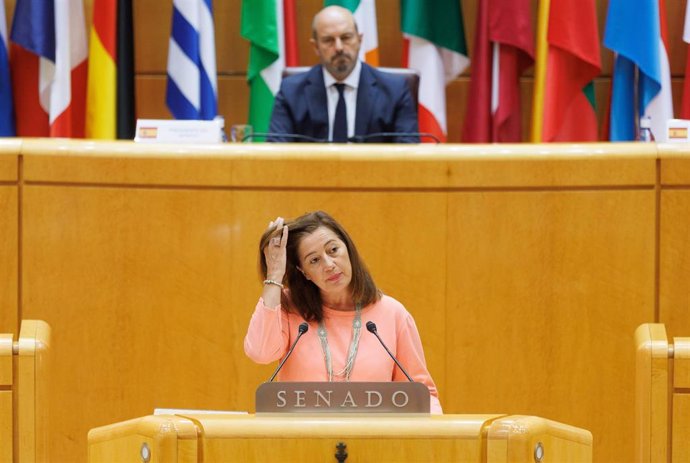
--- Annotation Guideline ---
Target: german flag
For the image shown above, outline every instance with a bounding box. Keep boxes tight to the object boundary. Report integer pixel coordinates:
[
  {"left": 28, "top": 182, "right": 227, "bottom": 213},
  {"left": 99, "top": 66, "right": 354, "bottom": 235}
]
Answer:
[{"left": 86, "top": 0, "right": 135, "bottom": 139}]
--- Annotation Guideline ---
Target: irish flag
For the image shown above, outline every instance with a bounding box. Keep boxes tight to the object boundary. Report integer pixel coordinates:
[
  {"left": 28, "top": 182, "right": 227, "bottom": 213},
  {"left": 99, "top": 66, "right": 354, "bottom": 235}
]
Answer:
[
  {"left": 241, "top": 0, "right": 298, "bottom": 138},
  {"left": 401, "top": 0, "right": 469, "bottom": 142},
  {"left": 10, "top": 0, "right": 88, "bottom": 137},
  {"left": 325, "top": 0, "right": 378, "bottom": 65},
  {"left": 532, "top": 0, "right": 601, "bottom": 142},
  {"left": 86, "top": 0, "right": 135, "bottom": 139}
]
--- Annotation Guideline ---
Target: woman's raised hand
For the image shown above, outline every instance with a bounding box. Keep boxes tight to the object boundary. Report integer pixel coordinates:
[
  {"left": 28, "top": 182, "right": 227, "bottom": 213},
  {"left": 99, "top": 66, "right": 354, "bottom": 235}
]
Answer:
[{"left": 264, "top": 217, "right": 289, "bottom": 282}]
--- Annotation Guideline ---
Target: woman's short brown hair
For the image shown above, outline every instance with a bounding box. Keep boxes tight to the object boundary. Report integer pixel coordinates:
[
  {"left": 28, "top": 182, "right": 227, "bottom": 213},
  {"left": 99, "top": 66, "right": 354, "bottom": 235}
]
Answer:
[{"left": 259, "top": 211, "right": 380, "bottom": 322}]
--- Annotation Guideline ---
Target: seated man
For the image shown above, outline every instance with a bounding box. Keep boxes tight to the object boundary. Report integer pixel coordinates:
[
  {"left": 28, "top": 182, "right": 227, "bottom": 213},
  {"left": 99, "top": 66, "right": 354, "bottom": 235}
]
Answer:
[{"left": 268, "top": 6, "right": 419, "bottom": 143}]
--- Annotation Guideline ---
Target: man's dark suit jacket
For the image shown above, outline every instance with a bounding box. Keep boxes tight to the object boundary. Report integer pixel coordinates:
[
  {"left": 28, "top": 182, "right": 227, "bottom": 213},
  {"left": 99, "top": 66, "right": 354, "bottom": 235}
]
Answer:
[{"left": 268, "top": 63, "right": 419, "bottom": 143}]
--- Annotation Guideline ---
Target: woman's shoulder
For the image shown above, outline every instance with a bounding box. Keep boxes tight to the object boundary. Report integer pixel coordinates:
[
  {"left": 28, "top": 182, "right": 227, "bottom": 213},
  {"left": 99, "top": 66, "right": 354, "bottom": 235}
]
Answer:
[{"left": 370, "top": 294, "right": 410, "bottom": 316}]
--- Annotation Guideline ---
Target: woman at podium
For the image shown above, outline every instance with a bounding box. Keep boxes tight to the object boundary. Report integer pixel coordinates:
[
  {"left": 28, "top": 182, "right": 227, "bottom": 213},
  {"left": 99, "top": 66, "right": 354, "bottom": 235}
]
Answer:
[{"left": 244, "top": 211, "right": 442, "bottom": 413}]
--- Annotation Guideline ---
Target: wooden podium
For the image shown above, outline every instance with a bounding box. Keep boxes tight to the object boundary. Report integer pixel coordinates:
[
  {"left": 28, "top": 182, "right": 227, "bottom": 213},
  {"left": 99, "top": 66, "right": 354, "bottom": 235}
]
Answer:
[{"left": 88, "top": 413, "right": 592, "bottom": 462}]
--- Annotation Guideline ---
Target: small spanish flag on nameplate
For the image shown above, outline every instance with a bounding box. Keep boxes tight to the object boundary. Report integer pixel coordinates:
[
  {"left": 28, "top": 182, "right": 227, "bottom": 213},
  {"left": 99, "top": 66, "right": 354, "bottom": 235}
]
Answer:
[{"left": 667, "top": 119, "right": 690, "bottom": 143}]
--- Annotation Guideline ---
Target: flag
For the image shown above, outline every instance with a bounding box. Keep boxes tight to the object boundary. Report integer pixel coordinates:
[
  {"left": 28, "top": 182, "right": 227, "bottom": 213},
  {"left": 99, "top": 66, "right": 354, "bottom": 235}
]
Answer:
[
  {"left": 325, "top": 0, "right": 379, "bottom": 65},
  {"left": 0, "top": 1, "right": 14, "bottom": 136},
  {"left": 401, "top": 0, "right": 469, "bottom": 143},
  {"left": 462, "top": 0, "right": 533, "bottom": 143},
  {"left": 533, "top": 0, "right": 601, "bottom": 142},
  {"left": 681, "top": 0, "right": 690, "bottom": 119},
  {"left": 86, "top": 0, "right": 135, "bottom": 139},
  {"left": 166, "top": 0, "right": 217, "bottom": 120},
  {"left": 604, "top": 0, "right": 672, "bottom": 141},
  {"left": 10, "top": 0, "right": 88, "bottom": 137},
  {"left": 241, "top": 0, "right": 298, "bottom": 137}
]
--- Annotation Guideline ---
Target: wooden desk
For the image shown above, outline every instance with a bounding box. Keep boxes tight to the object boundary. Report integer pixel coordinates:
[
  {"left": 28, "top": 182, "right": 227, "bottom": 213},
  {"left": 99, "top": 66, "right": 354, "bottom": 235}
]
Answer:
[{"left": 88, "top": 413, "right": 592, "bottom": 463}]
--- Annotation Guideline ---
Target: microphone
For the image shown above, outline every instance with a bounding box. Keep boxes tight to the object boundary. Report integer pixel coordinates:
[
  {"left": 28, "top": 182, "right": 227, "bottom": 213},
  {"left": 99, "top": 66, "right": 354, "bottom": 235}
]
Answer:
[
  {"left": 241, "top": 132, "right": 327, "bottom": 143},
  {"left": 348, "top": 132, "right": 441, "bottom": 144},
  {"left": 267, "top": 322, "right": 309, "bottom": 382},
  {"left": 366, "top": 321, "right": 414, "bottom": 382}
]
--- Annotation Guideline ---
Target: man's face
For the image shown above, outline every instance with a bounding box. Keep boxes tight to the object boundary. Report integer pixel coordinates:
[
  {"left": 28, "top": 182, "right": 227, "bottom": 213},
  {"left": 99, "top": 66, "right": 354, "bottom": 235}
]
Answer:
[{"left": 311, "top": 10, "right": 362, "bottom": 81}]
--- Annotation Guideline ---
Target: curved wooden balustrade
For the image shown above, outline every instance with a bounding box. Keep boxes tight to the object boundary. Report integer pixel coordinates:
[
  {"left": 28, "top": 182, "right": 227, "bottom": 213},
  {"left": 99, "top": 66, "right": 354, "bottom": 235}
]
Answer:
[{"left": 0, "top": 320, "right": 51, "bottom": 463}]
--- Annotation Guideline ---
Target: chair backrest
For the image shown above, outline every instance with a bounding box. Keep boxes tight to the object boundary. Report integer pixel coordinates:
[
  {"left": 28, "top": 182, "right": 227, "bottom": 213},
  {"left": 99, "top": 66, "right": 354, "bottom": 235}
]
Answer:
[{"left": 282, "top": 66, "right": 420, "bottom": 108}]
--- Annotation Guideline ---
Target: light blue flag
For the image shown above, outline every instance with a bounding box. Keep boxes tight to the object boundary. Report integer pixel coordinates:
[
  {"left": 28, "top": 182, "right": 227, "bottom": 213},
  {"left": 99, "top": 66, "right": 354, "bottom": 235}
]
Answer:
[
  {"left": 603, "top": 0, "right": 662, "bottom": 141},
  {"left": 166, "top": 0, "right": 217, "bottom": 120},
  {"left": 0, "top": 1, "right": 15, "bottom": 136}
]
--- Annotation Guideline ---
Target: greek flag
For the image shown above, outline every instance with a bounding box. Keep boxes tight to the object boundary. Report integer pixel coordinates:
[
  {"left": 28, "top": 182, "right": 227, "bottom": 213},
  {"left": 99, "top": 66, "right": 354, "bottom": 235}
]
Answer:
[{"left": 166, "top": 0, "right": 217, "bottom": 120}]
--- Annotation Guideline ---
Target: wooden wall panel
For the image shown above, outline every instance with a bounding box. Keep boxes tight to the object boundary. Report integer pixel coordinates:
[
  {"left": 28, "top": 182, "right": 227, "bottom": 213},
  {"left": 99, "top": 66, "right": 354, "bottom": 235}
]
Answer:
[
  {"left": 21, "top": 185, "right": 238, "bottom": 461},
  {"left": 659, "top": 190, "right": 690, "bottom": 339},
  {"left": 0, "top": 186, "right": 17, "bottom": 334},
  {"left": 445, "top": 189, "right": 656, "bottom": 463}
]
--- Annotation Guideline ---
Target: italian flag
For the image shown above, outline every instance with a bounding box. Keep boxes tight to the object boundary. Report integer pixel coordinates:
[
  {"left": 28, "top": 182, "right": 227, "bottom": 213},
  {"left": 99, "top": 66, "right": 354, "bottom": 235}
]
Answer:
[
  {"left": 401, "top": 0, "right": 469, "bottom": 142},
  {"left": 325, "top": 0, "right": 379, "bottom": 65},
  {"left": 532, "top": 0, "right": 601, "bottom": 142},
  {"left": 241, "top": 0, "right": 298, "bottom": 138}
]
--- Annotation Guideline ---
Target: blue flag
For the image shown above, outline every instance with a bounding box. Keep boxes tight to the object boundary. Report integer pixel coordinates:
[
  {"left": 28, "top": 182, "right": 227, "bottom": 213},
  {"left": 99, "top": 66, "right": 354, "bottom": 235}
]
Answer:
[
  {"left": 166, "top": 0, "right": 217, "bottom": 120},
  {"left": 0, "top": 1, "right": 15, "bottom": 136},
  {"left": 604, "top": 0, "right": 662, "bottom": 141}
]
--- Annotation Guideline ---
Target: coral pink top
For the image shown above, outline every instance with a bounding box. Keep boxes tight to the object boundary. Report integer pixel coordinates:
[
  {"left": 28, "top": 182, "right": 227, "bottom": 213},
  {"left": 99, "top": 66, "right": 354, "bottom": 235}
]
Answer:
[{"left": 244, "top": 294, "right": 442, "bottom": 414}]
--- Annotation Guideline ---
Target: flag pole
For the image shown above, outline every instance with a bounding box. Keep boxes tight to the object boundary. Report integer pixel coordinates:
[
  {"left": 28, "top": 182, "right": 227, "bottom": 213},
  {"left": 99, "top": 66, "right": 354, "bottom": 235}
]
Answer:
[{"left": 530, "top": 0, "right": 551, "bottom": 142}]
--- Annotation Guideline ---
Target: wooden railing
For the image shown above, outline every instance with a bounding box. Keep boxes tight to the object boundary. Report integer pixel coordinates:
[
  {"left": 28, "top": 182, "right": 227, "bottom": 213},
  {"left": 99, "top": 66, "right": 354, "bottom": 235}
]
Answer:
[
  {"left": 0, "top": 320, "right": 51, "bottom": 463},
  {"left": 635, "top": 323, "right": 690, "bottom": 463}
]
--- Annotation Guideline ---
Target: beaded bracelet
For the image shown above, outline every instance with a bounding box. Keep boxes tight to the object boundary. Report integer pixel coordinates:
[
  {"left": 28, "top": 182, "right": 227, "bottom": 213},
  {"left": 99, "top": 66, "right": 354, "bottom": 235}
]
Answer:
[{"left": 263, "top": 279, "right": 284, "bottom": 289}]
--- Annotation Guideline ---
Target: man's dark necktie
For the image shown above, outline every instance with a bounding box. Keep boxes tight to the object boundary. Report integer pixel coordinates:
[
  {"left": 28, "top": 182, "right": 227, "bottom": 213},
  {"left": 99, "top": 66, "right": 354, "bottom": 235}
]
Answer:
[{"left": 333, "top": 83, "right": 347, "bottom": 142}]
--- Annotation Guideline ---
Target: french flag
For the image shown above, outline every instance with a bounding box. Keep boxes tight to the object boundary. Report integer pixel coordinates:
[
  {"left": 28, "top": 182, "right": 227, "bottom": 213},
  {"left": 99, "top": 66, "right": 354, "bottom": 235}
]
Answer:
[{"left": 10, "top": 0, "right": 88, "bottom": 137}]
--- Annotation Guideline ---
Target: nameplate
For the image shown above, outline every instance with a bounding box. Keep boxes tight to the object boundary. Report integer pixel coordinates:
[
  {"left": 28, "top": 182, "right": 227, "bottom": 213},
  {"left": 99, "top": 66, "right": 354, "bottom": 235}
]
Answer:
[
  {"left": 134, "top": 119, "right": 223, "bottom": 144},
  {"left": 256, "top": 382, "right": 430, "bottom": 414}
]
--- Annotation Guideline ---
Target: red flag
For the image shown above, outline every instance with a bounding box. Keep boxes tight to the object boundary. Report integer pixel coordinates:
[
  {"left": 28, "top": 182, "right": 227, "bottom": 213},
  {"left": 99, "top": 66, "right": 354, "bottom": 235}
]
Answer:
[
  {"left": 283, "top": 0, "right": 299, "bottom": 66},
  {"left": 542, "top": 0, "right": 600, "bottom": 141},
  {"left": 681, "top": 0, "right": 690, "bottom": 118},
  {"left": 462, "top": 0, "right": 533, "bottom": 143}
]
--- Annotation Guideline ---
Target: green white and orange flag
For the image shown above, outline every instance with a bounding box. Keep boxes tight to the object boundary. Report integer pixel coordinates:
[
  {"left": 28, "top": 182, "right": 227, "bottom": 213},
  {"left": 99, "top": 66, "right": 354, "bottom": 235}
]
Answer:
[
  {"left": 241, "top": 0, "right": 299, "bottom": 138},
  {"left": 401, "top": 0, "right": 469, "bottom": 142},
  {"left": 531, "top": 0, "right": 601, "bottom": 142},
  {"left": 325, "top": 0, "right": 379, "bottom": 65},
  {"left": 85, "top": 0, "right": 135, "bottom": 139}
]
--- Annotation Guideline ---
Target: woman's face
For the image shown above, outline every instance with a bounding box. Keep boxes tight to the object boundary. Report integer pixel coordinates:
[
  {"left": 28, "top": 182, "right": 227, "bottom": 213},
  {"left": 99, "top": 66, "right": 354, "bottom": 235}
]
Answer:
[{"left": 297, "top": 226, "right": 352, "bottom": 295}]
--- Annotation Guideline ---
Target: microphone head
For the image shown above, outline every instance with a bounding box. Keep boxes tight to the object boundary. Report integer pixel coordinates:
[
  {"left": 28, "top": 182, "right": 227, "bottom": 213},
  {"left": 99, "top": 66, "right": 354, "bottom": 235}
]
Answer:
[
  {"left": 298, "top": 322, "right": 309, "bottom": 334},
  {"left": 365, "top": 321, "right": 377, "bottom": 334}
]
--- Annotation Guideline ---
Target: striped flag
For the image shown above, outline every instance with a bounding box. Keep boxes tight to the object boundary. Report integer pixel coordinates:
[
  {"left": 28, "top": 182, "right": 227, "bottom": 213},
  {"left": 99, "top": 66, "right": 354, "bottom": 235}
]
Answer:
[
  {"left": 532, "top": 0, "right": 601, "bottom": 142},
  {"left": 401, "top": 0, "right": 469, "bottom": 143},
  {"left": 683, "top": 1, "right": 690, "bottom": 119},
  {"left": 0, "top": 1, "right": 14, "bottom": 136},
  {"left": 462, "top": 0, "right": 533, "bottom": 143},
  {"left": 325, "top": 0, "right": 379, "bottom": 65},
  {"left": 166, "top": 0, "right": 217, "bottom": 120},
  {"left": 604, "top": 0, "right": 671, "bottom": 141},
  {"left": 10, "top": 0, "right": 88, "bottom": 137},
  {"left": 241, "top": 0, "right": 298, "bottom": 137},
  {"left": 86, "top": 0, "right": 135, "bottom": 139}
]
